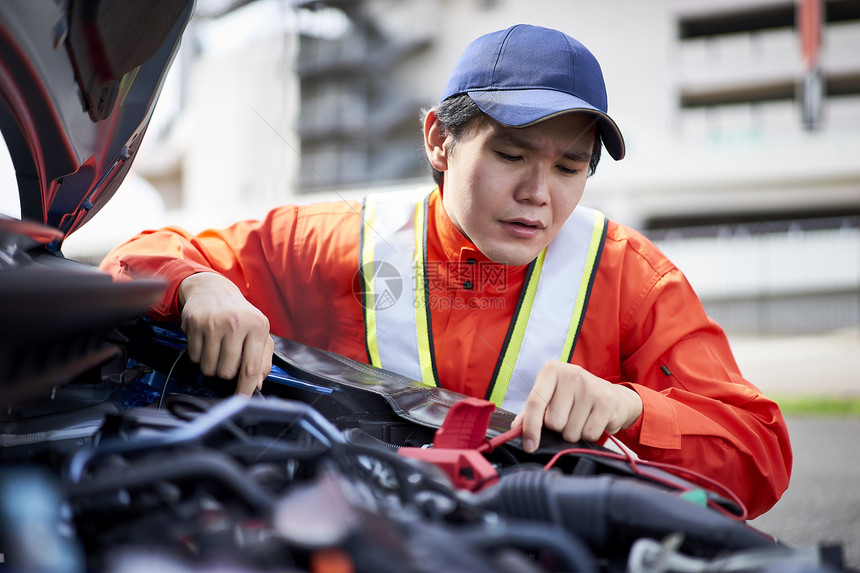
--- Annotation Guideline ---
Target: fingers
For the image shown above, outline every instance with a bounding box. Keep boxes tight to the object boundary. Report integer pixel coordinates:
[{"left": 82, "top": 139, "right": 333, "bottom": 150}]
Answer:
[
  {"left": 518, "top": 362, "right": 561, "bottom": 453},
  {"left": 184, "top": 318, "right": 204, "bottom": 365},
  {"left": 182, "top": 313, "right": 248, "bottom": 377},
  {"left": 183, "top": 320, "right": 229, "bottom": 378},
  {"left": 178, "top": 273, "right": 274, "bottom": 395},
  {"left": 574, "top": 396, "right": 611, "bottom": 443},
  {"left": 519, "top": 408, "right": 542, "bottom": 454},
  {"left": 187, "top": 318, "right": 273, "bottom": 395},
  {"left": 533, "top": 362, "right": 593, "bottom": 444},
  {"left": 235, "top": 334, "right": 274, "bottom": 396},
  {"left": 516, "top": 361, "right": 643, "bottom": 452}
]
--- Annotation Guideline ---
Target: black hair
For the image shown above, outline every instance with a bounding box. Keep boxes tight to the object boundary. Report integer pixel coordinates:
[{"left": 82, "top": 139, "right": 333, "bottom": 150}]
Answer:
[{"left": 425, "top": 94, "right": 603, "bottom": 187}]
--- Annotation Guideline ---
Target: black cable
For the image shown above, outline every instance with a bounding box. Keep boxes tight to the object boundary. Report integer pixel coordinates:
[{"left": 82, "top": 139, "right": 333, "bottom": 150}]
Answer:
[
  {"left": 157, "top": 348, "right": 187, "bottom": 409},
  {"left": 166, "top": 393, "right": 215, "bottom": 420}
]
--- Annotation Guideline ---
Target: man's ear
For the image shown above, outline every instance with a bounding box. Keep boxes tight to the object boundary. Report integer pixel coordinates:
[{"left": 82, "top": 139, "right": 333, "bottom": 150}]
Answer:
[{"left": 423, "top": 109, "right": 449, "bottom": 172}]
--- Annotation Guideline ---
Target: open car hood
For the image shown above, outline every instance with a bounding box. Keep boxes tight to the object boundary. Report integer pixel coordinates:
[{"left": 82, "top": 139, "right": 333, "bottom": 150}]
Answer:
[{"left": 0, "top": 0, "right": 194, "bottom": 248}]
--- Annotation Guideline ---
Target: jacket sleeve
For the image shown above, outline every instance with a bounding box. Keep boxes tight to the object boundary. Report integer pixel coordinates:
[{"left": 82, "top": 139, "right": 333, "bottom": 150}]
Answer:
[
  {"left": 612, "top": 251, "right": 792, "bottom": 519},
  {"left": 99, "top": 205, "right": 309, "bottom": 339}
]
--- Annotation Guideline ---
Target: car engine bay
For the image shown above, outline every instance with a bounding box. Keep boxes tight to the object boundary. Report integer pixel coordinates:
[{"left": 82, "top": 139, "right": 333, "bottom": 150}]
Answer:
[{"left": 0, "top": 250, "right": 850, "bottom": 572}]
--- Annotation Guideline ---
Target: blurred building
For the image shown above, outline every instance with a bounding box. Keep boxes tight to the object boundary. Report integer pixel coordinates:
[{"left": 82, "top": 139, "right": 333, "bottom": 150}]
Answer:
[{"left": 62, "top": 0, "right": 860, "bottom": 333}]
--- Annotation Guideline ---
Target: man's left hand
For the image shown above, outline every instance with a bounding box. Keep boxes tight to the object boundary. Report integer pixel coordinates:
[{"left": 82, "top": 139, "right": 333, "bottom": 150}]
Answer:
[{"left": 512, "top": 361, "right": 643, "bottom": 453}]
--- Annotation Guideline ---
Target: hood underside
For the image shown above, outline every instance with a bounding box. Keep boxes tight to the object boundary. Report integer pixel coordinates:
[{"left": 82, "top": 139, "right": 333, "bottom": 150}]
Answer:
[{"left": 0, "top": 0, "right": 194, "bottom": 249}]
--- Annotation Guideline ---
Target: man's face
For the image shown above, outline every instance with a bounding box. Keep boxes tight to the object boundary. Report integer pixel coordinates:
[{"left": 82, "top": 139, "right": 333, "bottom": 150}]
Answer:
[{"left": 431, "top": 112, "right": 597, "bottom": 266}]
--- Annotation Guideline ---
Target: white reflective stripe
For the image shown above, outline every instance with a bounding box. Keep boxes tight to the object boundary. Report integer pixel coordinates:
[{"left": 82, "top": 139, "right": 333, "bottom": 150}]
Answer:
[
  {"left": 361, "top": 197, "right": 381, "bottom": 367},
  {"left": 364, "top": 190, "right": 433, "bottom": 384},
  {"left": 500, "top": 206, "right": 603, "bottom": 413},
  {"left": 411, "top": 197, "right": 437, "bottom": 385}
]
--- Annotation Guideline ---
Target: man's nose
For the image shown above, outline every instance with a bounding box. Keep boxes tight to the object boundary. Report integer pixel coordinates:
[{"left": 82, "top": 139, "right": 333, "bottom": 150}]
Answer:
[{"left": 514, "top": 166, "right": 551, "bottom": 205}]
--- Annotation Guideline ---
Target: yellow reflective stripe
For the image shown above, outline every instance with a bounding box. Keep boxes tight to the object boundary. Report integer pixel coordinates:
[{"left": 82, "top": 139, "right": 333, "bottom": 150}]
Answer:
[
  {"left": 412, "top": 198, "right": 436, "bottom": 386},
  {"left": 560, "top": 211, "right": 606, "bottom": 361},
  {"left": 361, "top": 197, "right": 382, "bottom": 368},
  {"left": 487, "top": 247, "right": 548, "bottom": 407}
]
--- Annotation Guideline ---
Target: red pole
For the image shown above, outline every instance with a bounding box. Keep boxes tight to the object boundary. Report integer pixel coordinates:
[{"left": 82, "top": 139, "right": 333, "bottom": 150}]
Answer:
[
  {"left": 799, "top": 0, "right": 822, "bottom": 72},
  {"left": 798, "top": 0, "right": 823, "bottom": 129}
]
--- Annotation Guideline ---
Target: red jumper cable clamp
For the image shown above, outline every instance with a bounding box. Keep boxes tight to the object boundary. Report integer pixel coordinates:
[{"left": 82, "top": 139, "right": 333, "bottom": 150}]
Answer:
[{"left": 398, "top": 397, "right": 522, "bottom": 492}]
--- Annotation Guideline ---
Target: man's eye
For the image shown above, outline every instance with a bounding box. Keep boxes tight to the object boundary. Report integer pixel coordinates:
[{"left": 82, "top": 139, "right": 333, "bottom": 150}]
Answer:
[
  {"left": 557, "top": 165, "right": 580, "bottom": 175},
  {"left": 497, "top": 152, "right": 521, "bottom": 162}
]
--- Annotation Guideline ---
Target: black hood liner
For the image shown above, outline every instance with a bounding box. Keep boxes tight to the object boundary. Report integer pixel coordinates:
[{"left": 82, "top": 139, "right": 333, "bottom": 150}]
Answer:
[{"left": 0, "top": 259, "right": 164, "bottom": 405}]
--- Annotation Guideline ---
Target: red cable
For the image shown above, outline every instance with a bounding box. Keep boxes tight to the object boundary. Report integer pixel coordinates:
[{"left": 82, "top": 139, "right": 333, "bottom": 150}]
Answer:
[
  {"left": 478, "top": 425, "right": 523, "bottom": 453},
  {"left": 543, "top": 432, "right": 749, "bottom": 521},
  {"left": 470, "top": 423, "right": 748, "bottom": 521}
]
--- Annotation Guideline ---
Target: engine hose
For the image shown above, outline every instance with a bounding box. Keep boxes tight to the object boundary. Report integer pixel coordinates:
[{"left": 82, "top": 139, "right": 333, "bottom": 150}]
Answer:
[
  {"left": 476, "top": 471, "right": 775, "bottom": 557},
  {"left": 67, "top": 449, "right": 275, "bottom": 513},
  {"left": 489, "top": 443, "right": 520, "bottom": 466},
  {"left": 458, "top": 519, "right": 598, "bottom": 573},
  {"left": 221, "top": 437, "right": 328, "bottom": 463},
  {"left": 343, "top": 427, "right": 400, "bottom": 451}
]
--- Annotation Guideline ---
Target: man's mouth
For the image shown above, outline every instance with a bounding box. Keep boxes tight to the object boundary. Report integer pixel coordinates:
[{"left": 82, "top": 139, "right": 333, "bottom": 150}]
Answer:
[
  {"left": 500, "top": 218, "right": 545, "bottom": 238},
  {"left": 503, "top": 218, "right": 544, "bottom": 229}
]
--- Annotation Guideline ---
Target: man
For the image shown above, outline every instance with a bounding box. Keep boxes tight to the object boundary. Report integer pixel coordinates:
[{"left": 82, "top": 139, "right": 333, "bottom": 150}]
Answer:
[{"left": 101, "top": 25, "right": 791, "bottom": 517}]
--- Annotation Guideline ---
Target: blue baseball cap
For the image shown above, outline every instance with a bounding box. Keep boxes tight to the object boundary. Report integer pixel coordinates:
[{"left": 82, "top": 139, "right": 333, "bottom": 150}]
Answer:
[{"left": 441, "top": 24, "right": 625, "bottom": 161}]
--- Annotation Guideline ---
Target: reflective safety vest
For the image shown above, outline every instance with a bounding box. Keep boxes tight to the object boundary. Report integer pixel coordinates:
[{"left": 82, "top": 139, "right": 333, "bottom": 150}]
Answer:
[{"left": 358, "top": 189, "right": 607, "bottom": 413}]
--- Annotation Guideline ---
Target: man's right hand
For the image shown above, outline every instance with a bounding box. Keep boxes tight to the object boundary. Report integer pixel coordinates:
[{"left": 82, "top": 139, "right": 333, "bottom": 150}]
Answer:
[{"left": 178, "top": 272, "right": 274, "bottom": 395}]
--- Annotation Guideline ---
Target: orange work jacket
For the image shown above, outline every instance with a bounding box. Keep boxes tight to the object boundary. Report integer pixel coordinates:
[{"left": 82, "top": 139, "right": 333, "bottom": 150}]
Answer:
[{"left": 100, "top": 187, "right": 792, "bottom": 518}]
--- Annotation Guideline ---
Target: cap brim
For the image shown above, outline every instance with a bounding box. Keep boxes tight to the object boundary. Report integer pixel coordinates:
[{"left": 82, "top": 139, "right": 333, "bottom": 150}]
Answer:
[{"left": 466, "top": 89, "right": 626, "bottom": 161}]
